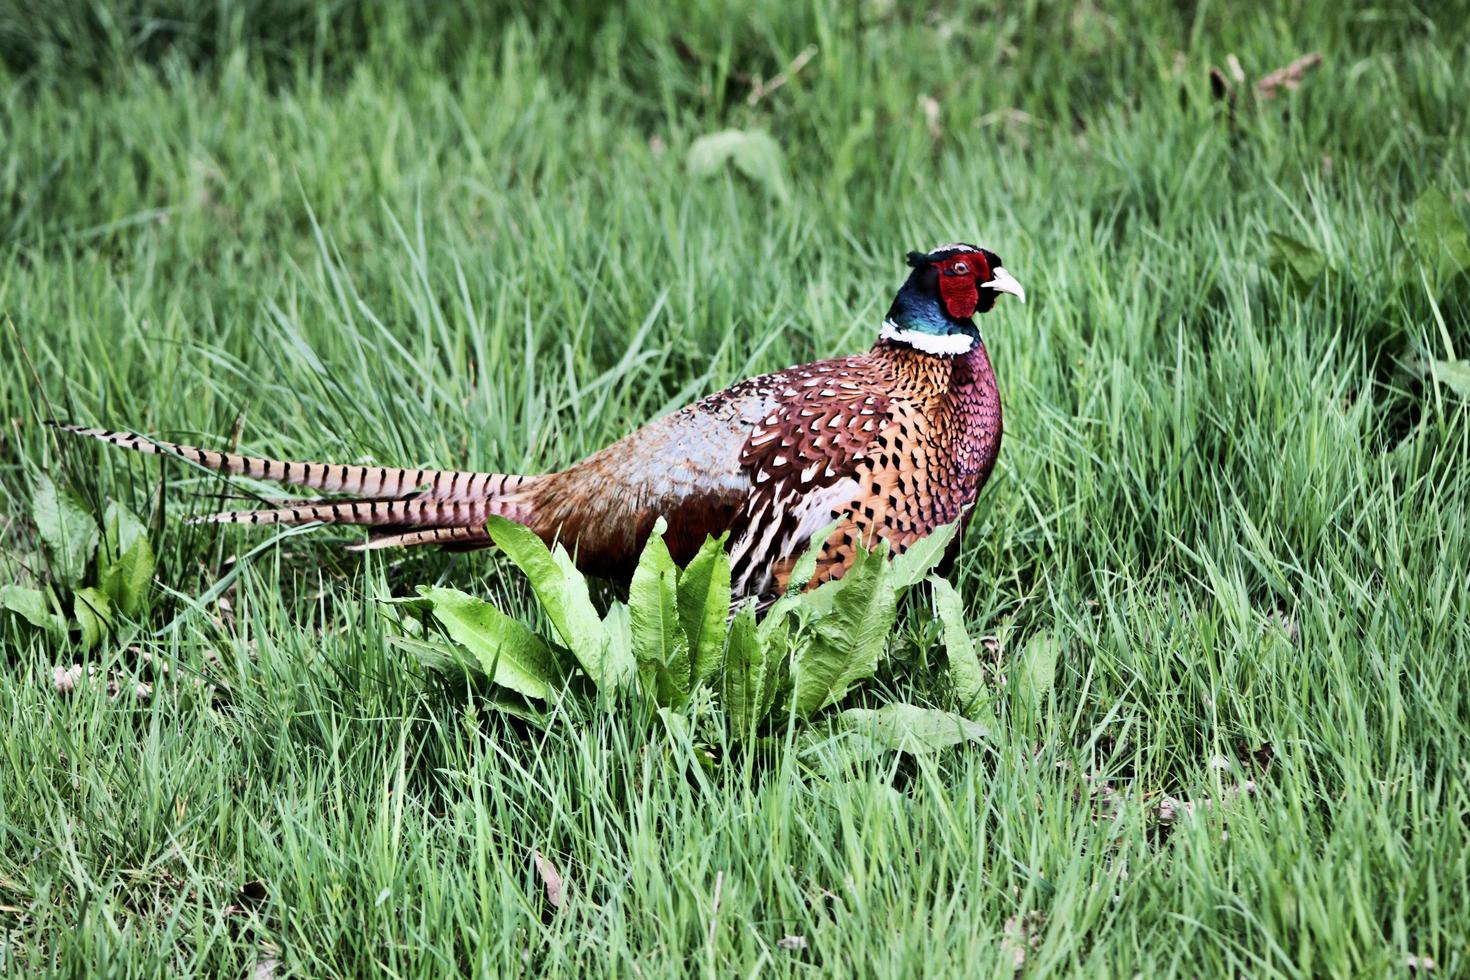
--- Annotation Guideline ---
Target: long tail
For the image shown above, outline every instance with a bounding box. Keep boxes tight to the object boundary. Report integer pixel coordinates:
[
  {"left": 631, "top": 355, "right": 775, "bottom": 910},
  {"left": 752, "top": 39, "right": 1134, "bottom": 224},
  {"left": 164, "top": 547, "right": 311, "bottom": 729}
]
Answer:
[{"left": 49, "top": 423, "right": 531, "bottom": 549}]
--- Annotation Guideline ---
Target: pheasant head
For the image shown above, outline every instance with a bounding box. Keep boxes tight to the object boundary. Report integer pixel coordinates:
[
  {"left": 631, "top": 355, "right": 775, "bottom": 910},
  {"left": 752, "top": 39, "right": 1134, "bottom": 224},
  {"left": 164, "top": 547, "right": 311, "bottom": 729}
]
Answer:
[{"left": 881, "top": 243, "right": 1025, "bottom": 355}]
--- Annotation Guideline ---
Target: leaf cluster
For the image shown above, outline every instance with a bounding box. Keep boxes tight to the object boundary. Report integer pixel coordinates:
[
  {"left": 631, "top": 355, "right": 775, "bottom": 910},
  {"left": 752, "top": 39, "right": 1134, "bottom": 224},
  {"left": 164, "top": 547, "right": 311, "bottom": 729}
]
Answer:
[
  {"left": 2, "top": 475, "right": 156, "bottom": 649},
  {"left": 396, "top": 518, "right": 1056, "bottom": 753}
]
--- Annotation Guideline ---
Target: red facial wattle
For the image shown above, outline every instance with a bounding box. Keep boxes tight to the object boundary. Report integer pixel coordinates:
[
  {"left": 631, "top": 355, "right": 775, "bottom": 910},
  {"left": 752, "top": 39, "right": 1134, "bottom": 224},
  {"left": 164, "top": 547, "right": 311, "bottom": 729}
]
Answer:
[{"left": 935, "top": 253, "right": 990, "bottom": 319}]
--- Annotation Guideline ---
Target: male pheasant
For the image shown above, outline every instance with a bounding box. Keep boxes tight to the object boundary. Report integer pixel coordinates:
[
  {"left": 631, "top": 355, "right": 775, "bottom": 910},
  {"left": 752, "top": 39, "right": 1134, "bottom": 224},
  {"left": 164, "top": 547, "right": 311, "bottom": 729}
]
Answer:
[{"left": 53, "top": 243, "right": 1023, "bottom": 604}]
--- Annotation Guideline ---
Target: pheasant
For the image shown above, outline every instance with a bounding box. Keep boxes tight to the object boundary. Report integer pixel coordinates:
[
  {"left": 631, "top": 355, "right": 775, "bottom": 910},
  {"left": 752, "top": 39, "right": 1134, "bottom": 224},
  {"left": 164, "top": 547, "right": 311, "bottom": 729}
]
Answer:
[{"left": 53, "top": 243, "right": 1023, "bottom": 604}]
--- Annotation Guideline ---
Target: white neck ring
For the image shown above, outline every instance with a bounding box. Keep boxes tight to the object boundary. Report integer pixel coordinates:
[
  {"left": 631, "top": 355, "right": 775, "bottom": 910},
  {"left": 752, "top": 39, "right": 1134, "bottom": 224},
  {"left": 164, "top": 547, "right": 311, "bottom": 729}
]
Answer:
[{"left": 879, "top": 319, "right": 976, "bottom": 356}]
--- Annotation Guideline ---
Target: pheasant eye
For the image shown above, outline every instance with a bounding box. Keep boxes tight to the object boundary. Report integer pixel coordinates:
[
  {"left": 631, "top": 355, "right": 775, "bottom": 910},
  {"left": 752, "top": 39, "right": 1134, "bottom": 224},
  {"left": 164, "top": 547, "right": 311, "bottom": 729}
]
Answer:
[{"left": 952, "top": 261, "right": 969, "bottom": 275}]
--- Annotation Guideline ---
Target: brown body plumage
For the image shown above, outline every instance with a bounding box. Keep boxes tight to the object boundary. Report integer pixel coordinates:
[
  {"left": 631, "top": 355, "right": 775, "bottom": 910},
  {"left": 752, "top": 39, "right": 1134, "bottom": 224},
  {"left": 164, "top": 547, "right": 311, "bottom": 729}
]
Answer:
[{"left": 53, "top": 242, "right": 1023, "bottom": 606}]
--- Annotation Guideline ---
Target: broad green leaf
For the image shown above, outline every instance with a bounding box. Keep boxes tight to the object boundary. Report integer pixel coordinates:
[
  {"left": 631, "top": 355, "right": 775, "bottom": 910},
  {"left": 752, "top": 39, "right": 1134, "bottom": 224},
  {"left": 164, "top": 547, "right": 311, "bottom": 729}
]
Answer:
[
  {"left": 601, "top": 600, "right": 633, "bottom": 683},
  {"left": 1429, "top": 359, "right": 1470, "bottom": 398},
  {"left": 89, "top": 502, "right": 156, "bottom": 617},
  {"left": 721, "top": 604, "right": 766, "bottom": 733},
  {"left": 785, "top": 518, "right": 840, "bottom": 594},
  {"left": 1, "top": 584, "right": 65, "bottom": 633},
  {"left": 419, "top": 585, "right": 556, "bottom": 699},
  {"left": 103, "top": 500, "right": 148, "bottom": 557},
  {"left": 758, "top": 519, "right": 843, "bottom": 630},
  {"left": 792, "top": 544, "right": 897, "bottom": 716},
  {"left": 478, "top": 693, "right": 549, "bottom": 726},
  {"left": 1268, "top": 232, "right": 1326, "bottom": 285},
  {"left": 677, "top": 533, "right": 731, "bottom": 686},
  {"left": 32, "top": 474, "right": 99, "bottom": 587},
  {"left": 1013, "top": 629, "right": 1061, "bottom": 717},
  {"left": 758, "top": 586, "right": 805, "bottom": 632},
  {"left": 686, "top": 130, "right": 746, "bottom": 176},
  {"left": 1412, "top": 187, "right": 1470, "bottom": 277},
  {"left": 755, "top": 609, "right": 792, "bottom": 723},
  {"left": 655, "top": 705, "right": 693, "bottom": 745},
  {"left": 687, "top": 129, "right": 791, "bottom": 203},
  {"left": 390, "top": 635, "right": 548, "bottom": 724},
  {"left": 389, "top": 633, "right": 480, "bottom": 676},
  {"left": 837, "top": 703, "right": 988, "bottom": 757},
  {"left": 929, "top": 575, "right": 995, "bottom": 724},
  {"left": 485, "top": 516, "right": 633, "bottom": 689},
  {"left": 100, "top": 525, "right": 154, "bottom": 617},
  {"left": 765, "top": 519, "right": 943, "bottom": 630},
  {"left": 74, "top": 586, "right": 113, "bottom": 649},
  {"left": 629, "top": 527, "right": 690, "bottom": 707},
  {"left": 727, "top": 131, "right": 791, "bottom": 204},
  {"left": 889, "top": 520, "right": 960, "bottom": 588},
  {"left": 376, "top": 593, "right": 435, "bottom": 613}
]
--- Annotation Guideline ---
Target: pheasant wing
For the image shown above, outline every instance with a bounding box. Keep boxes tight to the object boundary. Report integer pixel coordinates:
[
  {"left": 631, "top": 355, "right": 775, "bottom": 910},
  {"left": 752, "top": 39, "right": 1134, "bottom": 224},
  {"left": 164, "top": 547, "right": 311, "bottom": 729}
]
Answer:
[{"left": 726, "top": 358, "right": 895, "bottom": 600}]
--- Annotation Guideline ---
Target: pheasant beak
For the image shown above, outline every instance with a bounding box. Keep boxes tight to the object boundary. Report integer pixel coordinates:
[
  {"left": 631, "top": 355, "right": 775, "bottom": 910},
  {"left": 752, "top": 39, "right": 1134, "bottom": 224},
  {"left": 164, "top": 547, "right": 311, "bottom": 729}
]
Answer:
[{"left": 982, "top": 267, "right": 1026, "bottom": 304}]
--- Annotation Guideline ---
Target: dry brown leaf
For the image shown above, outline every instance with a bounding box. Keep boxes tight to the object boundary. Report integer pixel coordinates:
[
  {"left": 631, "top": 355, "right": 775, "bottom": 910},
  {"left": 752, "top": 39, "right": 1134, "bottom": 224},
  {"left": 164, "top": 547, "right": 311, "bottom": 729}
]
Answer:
[
  {"left": 1155, "top": 781, "right": 1257, "bottom": 824},
  {"left": 251, "top": 952, "right": 279, "bottom": 980},
  {"left": 919, "top": 95, "right": 942, "bottom": 140},
  {"left": 747, "top": 45, "right": 818, "bottom": 106},
  {"left": 1074, "top": 771, "right": 1122, "bottom": 822},
  {"left": 532, "top": 850, "right": 566, "bottom": 910},
  {"left": 1256, "top": 53, "right": 1323, "bottom": 100},
  {"left": 1001, "top": 910, "right": 1045, "bottom": 970},
  {"left": 52, "top": 664, "right": 82, "bottom": 693},
  {"left": 1226, "top": 54, "right": 1246, "bottom": 85}
]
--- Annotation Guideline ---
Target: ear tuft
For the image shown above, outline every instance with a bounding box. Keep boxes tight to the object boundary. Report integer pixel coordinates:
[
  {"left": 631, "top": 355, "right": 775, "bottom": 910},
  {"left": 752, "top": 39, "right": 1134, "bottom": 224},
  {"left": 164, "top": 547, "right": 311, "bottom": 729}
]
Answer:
[{"left": 905, "top": 250, "right": 930, "bottom": 268}]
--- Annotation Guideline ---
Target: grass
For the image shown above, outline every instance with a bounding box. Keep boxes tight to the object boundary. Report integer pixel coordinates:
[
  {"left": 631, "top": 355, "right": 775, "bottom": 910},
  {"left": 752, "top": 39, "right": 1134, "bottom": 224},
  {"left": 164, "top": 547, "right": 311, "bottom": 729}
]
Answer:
[{"left": 2, "top": 0, "right": 1469, "bottom": 975}]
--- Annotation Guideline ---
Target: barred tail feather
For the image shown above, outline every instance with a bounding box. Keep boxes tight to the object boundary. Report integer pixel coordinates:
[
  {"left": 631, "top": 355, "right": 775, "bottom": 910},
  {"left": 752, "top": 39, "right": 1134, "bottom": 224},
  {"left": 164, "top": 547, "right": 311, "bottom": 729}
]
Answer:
[
  {"left": 50, "top": 420, "right": 538, "bottom": 551},
  {"left": 186, "top": 498, "right": 502, "bottom": 529},
  {"left": 348, "top": 527, "right": 493, "bottom": 551},
  {"left": 47, "top": 422, "right": 525, "bottom": 502}
]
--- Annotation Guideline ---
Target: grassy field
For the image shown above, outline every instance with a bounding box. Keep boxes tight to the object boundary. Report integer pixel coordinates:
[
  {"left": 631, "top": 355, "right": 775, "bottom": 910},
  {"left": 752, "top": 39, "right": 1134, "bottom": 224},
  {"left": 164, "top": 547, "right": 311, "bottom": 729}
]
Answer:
[{"left": 3, "top": 1, "right": 1469, "bottom": 975}]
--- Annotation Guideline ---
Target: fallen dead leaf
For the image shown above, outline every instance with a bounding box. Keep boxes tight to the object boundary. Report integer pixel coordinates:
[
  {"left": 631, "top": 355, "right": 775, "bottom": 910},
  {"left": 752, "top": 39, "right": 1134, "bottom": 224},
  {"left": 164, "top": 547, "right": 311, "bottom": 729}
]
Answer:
[
  {"left": 919, "top": 95, "right": 942, "bottom": 140},
  {"left": 251, "top": 952, "right": 279, "bottom": 980},
  {"left": 532, "top": 850, "right": 566, "bottom": 911},
  {"left": 1155, "top": 781, "right": 1256, "bottom": 824},
  {"left": 746, "top": 45, "right": 818, "bottom": 106},
  {"left": 1071, "top": 770, "right": 1123, "bottom": 823},
  {"left": 1256, "top": 53, "right": 1322, "bottom": 100},
  {"left": 1001, "top": 910, "right": 1045, "bottom": 970},
  {"left": 53, "top": 664, "right": 83, "bottom": 693},
  {"left": 1225, "top": 54, "right": 1246, "bottom": 85}
]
